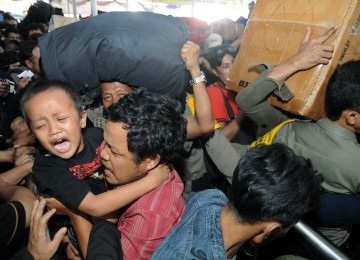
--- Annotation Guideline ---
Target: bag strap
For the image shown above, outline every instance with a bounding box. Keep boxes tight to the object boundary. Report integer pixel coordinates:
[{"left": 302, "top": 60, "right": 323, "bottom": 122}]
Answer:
[
  {"left": 251, "top": 119, "right": 295, "bottom": 147},
  {"left": 216, "top": 85, "right": 236, "bottom": 122}
]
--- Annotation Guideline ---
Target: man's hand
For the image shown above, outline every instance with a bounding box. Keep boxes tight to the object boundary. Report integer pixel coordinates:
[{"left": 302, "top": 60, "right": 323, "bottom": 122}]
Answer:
[
  {"left": 8, "top": 62, "right": 21, "bottom": 71},
  {"left": 11, "top": 117, "right": 27, "bottom": 133},
  {"left": 17, "top": 77, "right": 32, "bottom": 89},
  {"left": 269, "top": 25, "right": 338, "bottom": 81},
  {"left": 181, "top": 40, "right": 201, "bottom": 76},
  {"left": 45, "top": 197, "right": 74, "bottom": 216},
  {"left": 28, "top": 198, "right": 67, "bottom": 259},
  {"left": 292, "top": 25, "right": 338, "bottom": 71},
  {"left": 0, "top": 81, "right": 10, "bottom": 98},
  {"left": 14, "top": 146, "right": 36, "bottom": 167},
  {"left": 10, "top": 117, "right": 37, "bottom": 147}
]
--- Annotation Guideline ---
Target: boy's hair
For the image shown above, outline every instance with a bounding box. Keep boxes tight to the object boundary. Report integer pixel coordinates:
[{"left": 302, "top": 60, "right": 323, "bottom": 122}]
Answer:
[
  {"left": 20, "top": 80, "right": 83, "bottom": 127},
  {"left": 325, "top": 60, "right": 360, "bottom": 121},
  {"left": 4, "top": 27, "right": 20, "bottom": 38},
  {"left": 229, "top": 143, "right": 321, "bottom": 228},
  {"left": 103, "top": 88, "right": 187, "bottom": 164},
  {"left": 207, "top": 44, "right": 237, "bottom": 69},
  {"left": 23, "top": 23, "right": 46, "bottom": 40}
]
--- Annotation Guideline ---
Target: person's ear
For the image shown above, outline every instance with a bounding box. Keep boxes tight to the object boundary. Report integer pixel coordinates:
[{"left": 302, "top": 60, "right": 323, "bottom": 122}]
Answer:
[
  {"left": 263, "top": 222, "right": 282, "bottom": 241},
  {"left": 145, "top": 155, "right": 160, "bottom": 171},
  {"left": 250, "top": 222, "right": 282, "bottom": 245},
  {"left": 345, "top": 110, "right": 359, "bottom": 126},
  {"left": 80, "top": 111, "right": 87, "bottom": 128}
]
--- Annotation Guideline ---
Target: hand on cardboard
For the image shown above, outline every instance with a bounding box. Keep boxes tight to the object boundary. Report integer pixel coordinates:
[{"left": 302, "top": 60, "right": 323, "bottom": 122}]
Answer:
[
  {"left": 269, "top": 25, "right": 338, "bottom": 81},
  {"left": 292, "top": 25, "right": 338, "bottom": 71},
  {"left": 28, "top": 198, "right": 67, "bottom": 259}
]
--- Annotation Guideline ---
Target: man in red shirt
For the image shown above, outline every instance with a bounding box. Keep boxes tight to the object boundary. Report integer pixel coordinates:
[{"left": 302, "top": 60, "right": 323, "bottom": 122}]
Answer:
[{"left": 101, "top": 89, "right": 186, "bottom": 259}]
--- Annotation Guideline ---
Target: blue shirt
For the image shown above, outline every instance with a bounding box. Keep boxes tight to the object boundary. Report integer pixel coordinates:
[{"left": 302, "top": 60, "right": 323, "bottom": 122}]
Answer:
[{"left": 151, "top": 189, "right": 228, "bottom": 260}]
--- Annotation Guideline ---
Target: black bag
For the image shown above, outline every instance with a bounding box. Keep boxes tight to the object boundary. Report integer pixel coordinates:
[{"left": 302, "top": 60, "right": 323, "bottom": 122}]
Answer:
[{"left": 39, "top": 12, "right": 190, "bottom": 101}]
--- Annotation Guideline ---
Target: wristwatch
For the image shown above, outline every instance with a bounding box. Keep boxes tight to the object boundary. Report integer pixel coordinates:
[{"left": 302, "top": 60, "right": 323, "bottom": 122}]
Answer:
[{"left": 189, "top": 71, "right": 207, "bottom": 86}]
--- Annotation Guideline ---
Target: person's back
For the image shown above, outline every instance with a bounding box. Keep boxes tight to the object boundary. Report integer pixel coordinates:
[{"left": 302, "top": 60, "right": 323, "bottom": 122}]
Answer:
[
  {"left": 270, "top": 60, "right": 360, "bottom": 245},
  {"left": 152, "top": 144, "right": 320, "bottom": 259},
  {"left": 274, "top": 119, "right": 360, "bottom": 194}
]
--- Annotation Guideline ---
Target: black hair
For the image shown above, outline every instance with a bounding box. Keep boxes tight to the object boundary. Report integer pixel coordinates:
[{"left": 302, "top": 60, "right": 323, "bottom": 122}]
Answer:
[
  {"left": 325, "top": 60, "right": 360, "bottom": 121},
  {"left": 17, "top": 1, "right": 53, "bottom": 38},
  {"left": 4, "top": 27, "right": 20, "bottom": 38},
  {"left": 103, "top": 88, "right": 187, "bottom": 164},
  {"left": 0, "top": 50, "right": 21, "bottom": 70},
  {"left": 23, "top": 23, "right": 46, "bottom": 40},
  {"left": 229, "top": 143, "right": 321, "bottom": 228},
  {"left": 18, "top": 40, "right": 38, "bottom": 65},
  {"left": 206, "top": 44, "right": 237, "bottom": 69},
  {"left": 5, "top": 39, "right": 20, "bottom": 50},
  {"left": 20, "top": 80, "right": 83, "bottom": 127},
  {"left": 24, "top": 1, "right": 53, "bottom": 24}
]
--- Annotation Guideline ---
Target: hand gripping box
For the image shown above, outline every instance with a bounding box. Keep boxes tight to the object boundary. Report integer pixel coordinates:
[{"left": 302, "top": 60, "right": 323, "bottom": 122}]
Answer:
[{"left": 228, "top": 0, "right": 360, "bottom": 120}]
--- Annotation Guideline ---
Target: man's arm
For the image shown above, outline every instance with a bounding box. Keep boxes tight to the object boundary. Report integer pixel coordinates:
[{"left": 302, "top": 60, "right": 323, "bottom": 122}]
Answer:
[
  {"left": 236, "top": 26, "right": 337, "bottom": 135},
  {"left": 0, "top": 146, "right": 36, "bottom": 185},
  {"left": 0, "top": 180, "right": 37, "bottom": 227},
  {"left": 0, "top": 162, "right": 33, "bottom": 185},
  {"left": 312, "top": 193, "right": 360, "bottom": 225},
  {"left": 182, "top": 41, "right": 215, "bottom": 139},
  {"left": 0, "top": 149, "right": 14, "bottom": 163}
]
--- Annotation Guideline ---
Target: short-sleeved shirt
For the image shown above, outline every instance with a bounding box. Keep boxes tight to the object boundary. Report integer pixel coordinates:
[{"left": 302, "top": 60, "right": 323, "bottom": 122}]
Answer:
[
  {"left": 32, "top": 127, "right": 106, "bottom": 209},
  {"left": 207, "top": 82, "right": 240, "bottom": 123},
  {"left": 117, "top": 166, "right": 185, "bottom": 259}
]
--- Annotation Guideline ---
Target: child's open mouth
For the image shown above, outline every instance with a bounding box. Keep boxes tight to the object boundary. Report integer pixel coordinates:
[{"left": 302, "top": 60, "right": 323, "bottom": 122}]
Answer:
[{"left": 53, "top": 139, "right": 70, "bottom": 153}]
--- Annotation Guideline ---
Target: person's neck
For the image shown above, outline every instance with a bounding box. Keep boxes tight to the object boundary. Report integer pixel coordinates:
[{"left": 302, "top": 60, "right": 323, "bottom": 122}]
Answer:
[
  {"left": 324, "top": 117, "right": 355, "bottom": 133},
  {"left": 147, "top": 163, "right": 171, "bottom": 180},
  {"left": 220, "top": 206, "right": 263, "bottom": 258}
]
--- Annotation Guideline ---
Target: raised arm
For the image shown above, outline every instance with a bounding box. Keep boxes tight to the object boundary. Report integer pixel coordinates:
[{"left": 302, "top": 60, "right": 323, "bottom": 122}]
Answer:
[
  {"left": 269, "top": 25, "right": 337, "bottom": 81},
  {"left": 236, "top": 26, "right": 337, "bottom": 135},
  {"left": 181, "top": 41, "right": 215, "bottom": 139}
]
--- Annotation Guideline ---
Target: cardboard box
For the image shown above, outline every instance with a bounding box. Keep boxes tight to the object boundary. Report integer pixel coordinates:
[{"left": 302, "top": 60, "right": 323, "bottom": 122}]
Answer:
[
  {"left": 49, "top": 15, "right": 76, "bottom": 31},
  {"left": 229, "top": 0, "right": 360, "bottom": 120}
]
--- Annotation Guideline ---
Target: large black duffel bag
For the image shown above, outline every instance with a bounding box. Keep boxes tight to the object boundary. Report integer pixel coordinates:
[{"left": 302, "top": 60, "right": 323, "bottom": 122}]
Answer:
[{"left": 39, "top": 11, "right": 189, "bottom": 101}]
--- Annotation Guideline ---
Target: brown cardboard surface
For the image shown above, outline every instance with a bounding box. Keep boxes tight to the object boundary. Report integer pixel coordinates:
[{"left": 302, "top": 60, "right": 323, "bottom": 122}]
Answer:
[
  {"left": 229, "top": 0, "right": 360, "bottom": 120},
  {"left": 49, "top": 15, "right": 76, "bottom": 31}
]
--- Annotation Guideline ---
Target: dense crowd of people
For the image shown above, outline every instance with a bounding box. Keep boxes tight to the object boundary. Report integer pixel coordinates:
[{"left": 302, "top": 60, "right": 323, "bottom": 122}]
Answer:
[{"left": 0, "top": 1, "right": 359, "bottom": 259}]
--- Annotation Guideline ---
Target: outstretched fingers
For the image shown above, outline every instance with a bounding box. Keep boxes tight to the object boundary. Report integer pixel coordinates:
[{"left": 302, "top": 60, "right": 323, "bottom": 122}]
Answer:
[{"left": 314, "top": 25, "right": 339, "bottom": 44}]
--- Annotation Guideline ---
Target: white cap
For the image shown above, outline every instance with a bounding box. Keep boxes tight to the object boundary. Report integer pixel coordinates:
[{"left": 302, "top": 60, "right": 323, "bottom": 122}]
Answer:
[{"left": 204, "top": 33, "right": 223, "bottom": 49}]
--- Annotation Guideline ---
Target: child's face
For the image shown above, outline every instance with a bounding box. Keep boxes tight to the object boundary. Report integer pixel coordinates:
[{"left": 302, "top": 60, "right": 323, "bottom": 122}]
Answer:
[{"left": 25, "top": 88, "right": 87, "bottom": 159}]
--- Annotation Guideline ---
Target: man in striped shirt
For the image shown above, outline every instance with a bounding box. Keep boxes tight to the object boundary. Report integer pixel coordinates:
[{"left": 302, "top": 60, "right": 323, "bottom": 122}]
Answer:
[{"left": 100, "top": 89, "right": 186, "bottom": 259}]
